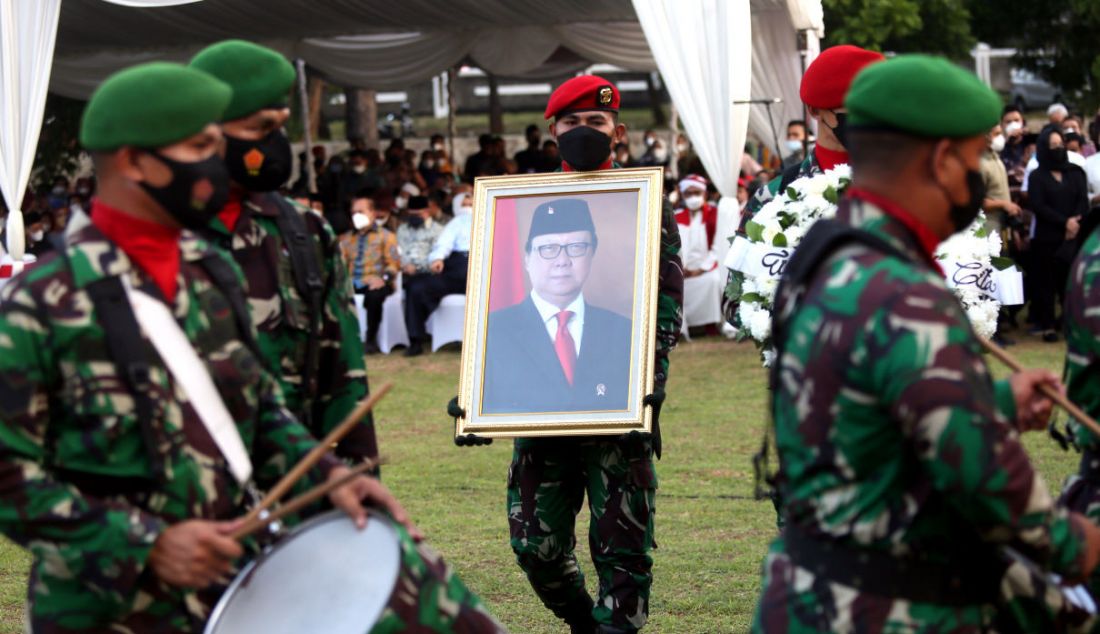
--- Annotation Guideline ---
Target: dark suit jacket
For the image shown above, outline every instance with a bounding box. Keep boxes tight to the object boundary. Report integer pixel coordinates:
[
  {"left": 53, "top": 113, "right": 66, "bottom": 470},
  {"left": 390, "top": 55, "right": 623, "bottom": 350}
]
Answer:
[{"left": 482, "top": 296, "right": 633, "bottom": 414}]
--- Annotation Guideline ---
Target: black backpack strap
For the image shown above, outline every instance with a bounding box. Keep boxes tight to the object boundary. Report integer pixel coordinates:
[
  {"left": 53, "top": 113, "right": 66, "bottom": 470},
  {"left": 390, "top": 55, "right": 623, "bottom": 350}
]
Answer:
[
  {"left": 754, "top": 217, "right": 913, "bottom": 503},
  {"left": 196, "top": 252, "right": 268, "bottom": 370},
  {"left": 84, "top": 277, "right": 165, "bottom": 484},
  {"left": 271, "top": 197, "right": 325, "bottom": 425}
]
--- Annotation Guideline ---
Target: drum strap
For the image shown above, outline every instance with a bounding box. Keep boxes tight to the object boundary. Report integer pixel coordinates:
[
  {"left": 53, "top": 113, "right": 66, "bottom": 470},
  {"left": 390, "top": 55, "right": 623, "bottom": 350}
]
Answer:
[{"left": 123, "top": 279, "right": 253, "bottom": 485}]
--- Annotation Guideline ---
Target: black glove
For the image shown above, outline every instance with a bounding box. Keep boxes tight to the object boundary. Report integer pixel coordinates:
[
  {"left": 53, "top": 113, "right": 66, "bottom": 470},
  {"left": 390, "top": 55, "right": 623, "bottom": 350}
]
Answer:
[
  {"left": 623, "top": 389, "right": 664, "bottom": 459},
  {"left": 448, "top": 396, "right": 493, "bottom": 447}
]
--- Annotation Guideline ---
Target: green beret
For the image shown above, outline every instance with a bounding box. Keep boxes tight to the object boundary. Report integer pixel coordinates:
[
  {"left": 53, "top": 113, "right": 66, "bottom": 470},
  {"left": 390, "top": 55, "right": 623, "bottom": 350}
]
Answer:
[
  {"left": 80, "top": 62, "right": 231, "bottom": 151},
  {"left": 846, "top": 54, "right": 1002, "bottom": 138},
  {"left": 190, "top": 40, "right": 295, "bottom": 121}
]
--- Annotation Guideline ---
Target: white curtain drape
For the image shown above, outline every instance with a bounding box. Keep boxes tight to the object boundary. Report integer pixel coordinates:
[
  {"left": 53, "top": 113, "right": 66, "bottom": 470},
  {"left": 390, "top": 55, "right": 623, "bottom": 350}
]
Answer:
[
  {"left": 1, "top": 0, "right": 62, "bottom": 263},
  {"left": 748, "top": 6, "right": 805, "bottom": 151},
  {"left": 633, "top": 0, "right": 751, "bottom": 200}
]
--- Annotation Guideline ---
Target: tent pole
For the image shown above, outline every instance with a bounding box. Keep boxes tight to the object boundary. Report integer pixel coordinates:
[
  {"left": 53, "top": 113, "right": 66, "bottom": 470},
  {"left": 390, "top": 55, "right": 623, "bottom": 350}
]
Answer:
[
  {"left": 669, "top": 103, "right": 679, "bottom": 180},
  {"left": 447, "top": 66, "right": 457, "bottom": 173},
  {"left": 295, "top": 58, "right": 317, "bottom": 194}
]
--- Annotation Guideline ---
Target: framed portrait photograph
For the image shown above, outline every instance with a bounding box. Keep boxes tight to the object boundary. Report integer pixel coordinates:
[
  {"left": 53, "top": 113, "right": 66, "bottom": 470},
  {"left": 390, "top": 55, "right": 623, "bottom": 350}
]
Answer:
[{"left": 456, "top": 167, "right": 664, "bottom": 438}]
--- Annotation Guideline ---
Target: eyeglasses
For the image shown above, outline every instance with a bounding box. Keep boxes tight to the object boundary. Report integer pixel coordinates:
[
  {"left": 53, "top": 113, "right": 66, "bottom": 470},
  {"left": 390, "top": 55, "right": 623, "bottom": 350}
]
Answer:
[{"left": 536, "top": 242, "right": 591, "bottom": 259}]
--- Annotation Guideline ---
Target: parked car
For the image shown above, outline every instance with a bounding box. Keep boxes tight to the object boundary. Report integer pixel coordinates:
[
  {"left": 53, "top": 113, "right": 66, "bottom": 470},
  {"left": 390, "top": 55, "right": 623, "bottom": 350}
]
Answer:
[{"left": 1010, "top": 68, "right": 1062, "bottom": 110}]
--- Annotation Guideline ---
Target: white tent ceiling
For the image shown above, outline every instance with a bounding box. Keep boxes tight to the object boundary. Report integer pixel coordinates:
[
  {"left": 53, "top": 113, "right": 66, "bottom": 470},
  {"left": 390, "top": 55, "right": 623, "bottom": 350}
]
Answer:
[{"left": 0, "top": 0, "right": 823, "bottom": 269}]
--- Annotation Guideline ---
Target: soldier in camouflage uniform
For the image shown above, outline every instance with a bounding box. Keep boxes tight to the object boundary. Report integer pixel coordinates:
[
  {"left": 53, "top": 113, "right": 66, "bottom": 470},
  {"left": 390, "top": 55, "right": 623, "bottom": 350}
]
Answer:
[
  {"left": 0, "top": 62, "right": 423, "bottom": 633},
  {"left": 492, "top": 75, "right": 683, "bottom": 634},
  {"left": 190, "top": 41, "right": 377, "bottom": 463},
  {"left": 1058, "top": 199, "right": 1100, "bottom": 620},
  {"left": 725, "top": 45, "right": 884, "bottom": 326},
  {"left": 754, "top": 55, "right": 1100, "bottom": 632}
]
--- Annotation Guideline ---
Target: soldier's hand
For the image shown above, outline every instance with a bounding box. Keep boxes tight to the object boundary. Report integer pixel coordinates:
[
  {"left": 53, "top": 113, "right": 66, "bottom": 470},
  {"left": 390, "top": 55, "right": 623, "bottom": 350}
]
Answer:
[
  {"left": 429, "top": 259, "right": 445, "bottom": 274},
  {"left": 1008, "top": 369, "right": 1062, "bottom": 432},
  {"left": 1072, "top": 514, "right": 1100, "bottom": 582},
  {"left": 326, "top": 465, "right": 424, "bottom": 542},
  {"left": 149, "top": 519, "right": 244, "bottom": 589}
]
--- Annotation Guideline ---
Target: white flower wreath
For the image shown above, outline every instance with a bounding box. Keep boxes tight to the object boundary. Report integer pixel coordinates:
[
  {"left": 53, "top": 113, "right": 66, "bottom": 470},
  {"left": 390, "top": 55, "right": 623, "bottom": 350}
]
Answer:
[{"left": 725, "top": 164, "right": 1019, "bottom": 366}]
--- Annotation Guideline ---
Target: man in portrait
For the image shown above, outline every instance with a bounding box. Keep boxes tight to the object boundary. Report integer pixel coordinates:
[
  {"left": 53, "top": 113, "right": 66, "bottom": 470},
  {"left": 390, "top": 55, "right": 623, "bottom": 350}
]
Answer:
[{"left": 482, "top": 198, "right": 632, "bottom": 414}]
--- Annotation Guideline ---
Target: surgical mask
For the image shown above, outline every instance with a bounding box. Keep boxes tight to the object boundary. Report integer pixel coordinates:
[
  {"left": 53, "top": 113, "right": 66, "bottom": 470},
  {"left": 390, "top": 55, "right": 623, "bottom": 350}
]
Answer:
[
  {"left": 352, "top": 164, "right": 367, "bottom": 174},
  {"left": 352, "top": 213, "right": 370, "bottom": 231},
  {"left": 557, "top": 126, "right": 612, "bottom": 171},
  {"left": 683, "top": 195, "right": 705, "bottom": 211},
  {"left": 644, "top": 136, "right": 656, "bottom": 147},
  {"left": 652, "top": 147, "right": 669, "bottom": 163},
  {"left": 424, "top": 159, "right": 436, "bottom": 170},
  {"left": 1004, "top": 121, "right": 1024, "bottom": 135},
  {"left": 938, "top": 150, "right": 986, "bottom": 233},
  {"left": 677, "top": 143, "right": 689, "bottom": 154},
  {"left": 824, "top": 111, "right": 849, "bottom": 147},
  {"left": 375, "top": 218, "right": 387, "bottom": 227},
  {"left": 395, "top": 196, "right": 408, "bottom": 210},
  {"left": 991, "top": 135, "right": 1006, "bottom": 153},
  {"left": 139, "top": 151, "right": 230, "bottom": 230},
  {"left": 1064, "top": 127, "right": 1080, "bottom": 135},
  {"left": 786, "top": 139, "right": 804, "bottom": 153},
  {"left": 224, "top": 129, "right": 292, "bottom": 192},
  {"left": 433, "top": 143, "right": 445, "bottom": 152},
  {"left": 51, "top": 186, "right": 65, "bottom": 196},
  {"left": 29, "top": 230, "right": 44, "bottom": 242}
]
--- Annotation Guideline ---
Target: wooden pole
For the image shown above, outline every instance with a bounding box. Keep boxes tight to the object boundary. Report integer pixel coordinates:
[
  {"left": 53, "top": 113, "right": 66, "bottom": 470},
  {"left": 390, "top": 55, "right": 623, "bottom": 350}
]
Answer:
[
  {"left": 295, "top": 59, "right": 317, "bottom": 194},
  {"left": 979, "top": 338, "right": 1100, "bottom": 437},
  {"left": 243, "top": 383, "right": 393, "bottom": 522}
]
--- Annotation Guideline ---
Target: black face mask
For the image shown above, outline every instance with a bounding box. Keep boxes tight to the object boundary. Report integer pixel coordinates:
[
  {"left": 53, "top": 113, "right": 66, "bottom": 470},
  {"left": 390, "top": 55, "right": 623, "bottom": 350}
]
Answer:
[
  {"left": 406, "top": 215, "right": 425, "bottom": 228},
  {"left": 1049, "top": 147, "right": 1069, "bottom": 167},
  {"left": 557, "top": 126, "right": 613, "bottom": 171},
  {"left": 937, "top": 150, "right": 986, "bottom": 233},
  {"left": 224, "top": 129, "right": 292, "bottom": 192},
  {"left": 824, "top": 111, "right": 849, "bottom": 148},
  {"left": 139, "top": 151, "right": 230, "bottom": 230}
]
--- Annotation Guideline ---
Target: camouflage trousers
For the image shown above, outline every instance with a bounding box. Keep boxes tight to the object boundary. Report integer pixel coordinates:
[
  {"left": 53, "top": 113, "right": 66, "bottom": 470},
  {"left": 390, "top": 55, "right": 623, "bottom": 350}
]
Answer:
[
  {"left": 753, "top": 537, "right": 1095, "bottom": 634},
  {"left": 507, "top": 436, "right": 657, "bottom": 631},
  {"left": 1060, "top": 456, "right": 1100, "bottom": 634},
  {"left": 372, "top": 521, "right": 507, "bottom": 633}
]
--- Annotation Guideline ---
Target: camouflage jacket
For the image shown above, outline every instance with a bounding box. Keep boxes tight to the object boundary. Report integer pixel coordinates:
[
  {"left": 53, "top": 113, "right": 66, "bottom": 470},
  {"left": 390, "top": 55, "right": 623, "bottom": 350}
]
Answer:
[
  {"left": 206, "top": 193, "right": 376, "bottom": 461},
  {"left": 1065, "top": 223, "right": 1100, "bottom": 451},
  {"left": 0, "top": 217, "right": 339, "bottom": 631},
  {"left": 765, "top": 197, "right": 1086, "bottom": 608}
]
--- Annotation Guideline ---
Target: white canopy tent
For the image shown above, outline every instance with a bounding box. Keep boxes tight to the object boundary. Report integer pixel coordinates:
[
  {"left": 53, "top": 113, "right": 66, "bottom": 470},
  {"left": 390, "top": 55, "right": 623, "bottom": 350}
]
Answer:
[{"left": 1, "top": 0, "right": 823, "bottom": 268}]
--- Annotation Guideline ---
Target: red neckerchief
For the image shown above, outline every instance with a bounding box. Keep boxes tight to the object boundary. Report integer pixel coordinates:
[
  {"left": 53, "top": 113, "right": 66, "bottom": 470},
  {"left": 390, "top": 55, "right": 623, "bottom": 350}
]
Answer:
[
  {"left": 217, "top": 189, "right": 245, "bottom": 232},
  {"left": 846, "top": 187, "right": 943, "bottom": 275},
  {"left": 814, "top": 145, "right": 849, "bottom": 172},
  {"left": 561, "top": 158, "right": 614, "bottom": 172},
  {"left": 91, "top": 198, "right": 181, "bottom": 300}
]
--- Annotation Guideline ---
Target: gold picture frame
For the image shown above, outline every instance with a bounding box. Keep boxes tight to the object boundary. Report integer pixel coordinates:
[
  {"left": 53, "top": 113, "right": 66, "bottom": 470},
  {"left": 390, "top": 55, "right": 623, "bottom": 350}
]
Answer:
[{"left": 456, "top": 167, "right": 664, "bottom": 438}]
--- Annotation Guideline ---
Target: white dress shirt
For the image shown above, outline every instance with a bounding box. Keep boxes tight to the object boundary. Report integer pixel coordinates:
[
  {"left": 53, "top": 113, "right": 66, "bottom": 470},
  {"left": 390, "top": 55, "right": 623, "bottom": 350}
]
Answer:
[
  {"left": 1085, "top": 153, "right": 1100, "bottom": 205},
  {"left": 429, "top": 213, "right": 472, "bottom": 262},
  {"left": 530, "top": 291, "right": 585, "bottom": 356}
]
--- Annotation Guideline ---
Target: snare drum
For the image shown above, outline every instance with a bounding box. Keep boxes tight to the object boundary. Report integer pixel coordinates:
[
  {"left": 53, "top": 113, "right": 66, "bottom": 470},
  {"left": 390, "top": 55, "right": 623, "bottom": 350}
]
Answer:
[{"left": 204, "top": 510, "right": 401, "bottom": 634}]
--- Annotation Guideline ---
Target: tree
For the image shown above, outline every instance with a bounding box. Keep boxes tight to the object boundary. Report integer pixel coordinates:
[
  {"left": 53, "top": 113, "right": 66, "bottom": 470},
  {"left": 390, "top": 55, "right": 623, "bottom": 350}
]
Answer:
[
  {"left": 969, "top": 0, "right": 1100, "bottom": 110},
  {"left": 822, "top": 0, "right": 975, "bottom": 59},
  {"left": 30, "top": 94, "right": 84, "bottom": 197}
]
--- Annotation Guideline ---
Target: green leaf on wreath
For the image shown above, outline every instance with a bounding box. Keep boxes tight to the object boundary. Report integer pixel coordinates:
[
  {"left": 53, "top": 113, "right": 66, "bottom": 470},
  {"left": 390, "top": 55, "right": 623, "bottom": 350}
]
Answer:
[
  {"left": 823, "top": 185, "right": 838, "bottom": 205},
  {"left": 990, "top": 256, "right": 1016, "bottom": 271},
  {"left": 772, "top": 233, "right": 787, "bottom": 247},
  {"left": 786, "top": 187, "right": 798, "bottom": 200},
  {"left": 975, "top": 226, "right": 991, "bottom": 238},
  {"left": 741, "top": 292, "right": 765, "bottom": 303},
  {"left": 746, "top": 220, "right": 765, "bottom": 242},
  {"left": 725, "top": 274, "right": 743, "bottom": 298}
]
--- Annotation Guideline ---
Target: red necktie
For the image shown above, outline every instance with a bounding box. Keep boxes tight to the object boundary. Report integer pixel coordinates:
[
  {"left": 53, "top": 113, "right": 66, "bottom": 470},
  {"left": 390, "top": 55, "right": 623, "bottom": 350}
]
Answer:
[{"left": 554, "top": 310, "right": 576, "bottom": 385}]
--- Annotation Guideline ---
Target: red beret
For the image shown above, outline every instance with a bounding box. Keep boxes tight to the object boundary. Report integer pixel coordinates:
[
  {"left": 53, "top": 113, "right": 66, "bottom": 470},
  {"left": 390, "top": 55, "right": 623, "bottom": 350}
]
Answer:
[
  {"left": 544, "top": 75, "right": 620, "bottom": 120},
  {"left": 799, "top": 45, "right": 885, "bottom": 110}
]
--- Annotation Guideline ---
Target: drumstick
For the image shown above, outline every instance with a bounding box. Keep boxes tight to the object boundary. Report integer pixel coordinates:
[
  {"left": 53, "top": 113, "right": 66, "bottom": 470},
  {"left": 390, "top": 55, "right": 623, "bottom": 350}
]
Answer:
[
  {"left": 245, "top": 383, "right": 392, "bottom": 522},
  {"left": 231, "top": 458, "right": 381, "bottom": 540},
  {"left": 979, "top": 338, "right": 1100, "bottom": 437}
]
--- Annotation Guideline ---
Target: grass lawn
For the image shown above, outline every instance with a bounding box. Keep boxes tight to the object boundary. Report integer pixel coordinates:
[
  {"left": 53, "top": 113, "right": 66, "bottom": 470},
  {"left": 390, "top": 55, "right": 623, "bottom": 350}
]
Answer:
[{"left": 0, "top": 335, "right": 1082, "bottom": 632}]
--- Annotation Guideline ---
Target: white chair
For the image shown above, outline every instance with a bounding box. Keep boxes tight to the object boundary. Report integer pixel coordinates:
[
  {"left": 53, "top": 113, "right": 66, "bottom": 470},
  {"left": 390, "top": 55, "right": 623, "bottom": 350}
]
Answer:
[
  {"left": 425, "top": 294, "right": 466, "bottom": 352},
  {"left": 377, "top": 274, "right": 410, "bottom": 354}
]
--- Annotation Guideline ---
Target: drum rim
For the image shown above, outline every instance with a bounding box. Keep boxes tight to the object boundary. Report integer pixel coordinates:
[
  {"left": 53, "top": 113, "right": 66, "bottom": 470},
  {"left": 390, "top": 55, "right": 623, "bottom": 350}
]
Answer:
[{"left": 204, "top": 508, "right": 401, "bottom": 632}]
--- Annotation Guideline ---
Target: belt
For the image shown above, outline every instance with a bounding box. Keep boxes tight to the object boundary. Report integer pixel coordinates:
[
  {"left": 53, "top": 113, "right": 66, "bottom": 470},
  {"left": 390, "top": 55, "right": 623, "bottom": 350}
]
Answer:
[{"left": 783, "top": 526, "right": 1003, "bottom": 606}]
